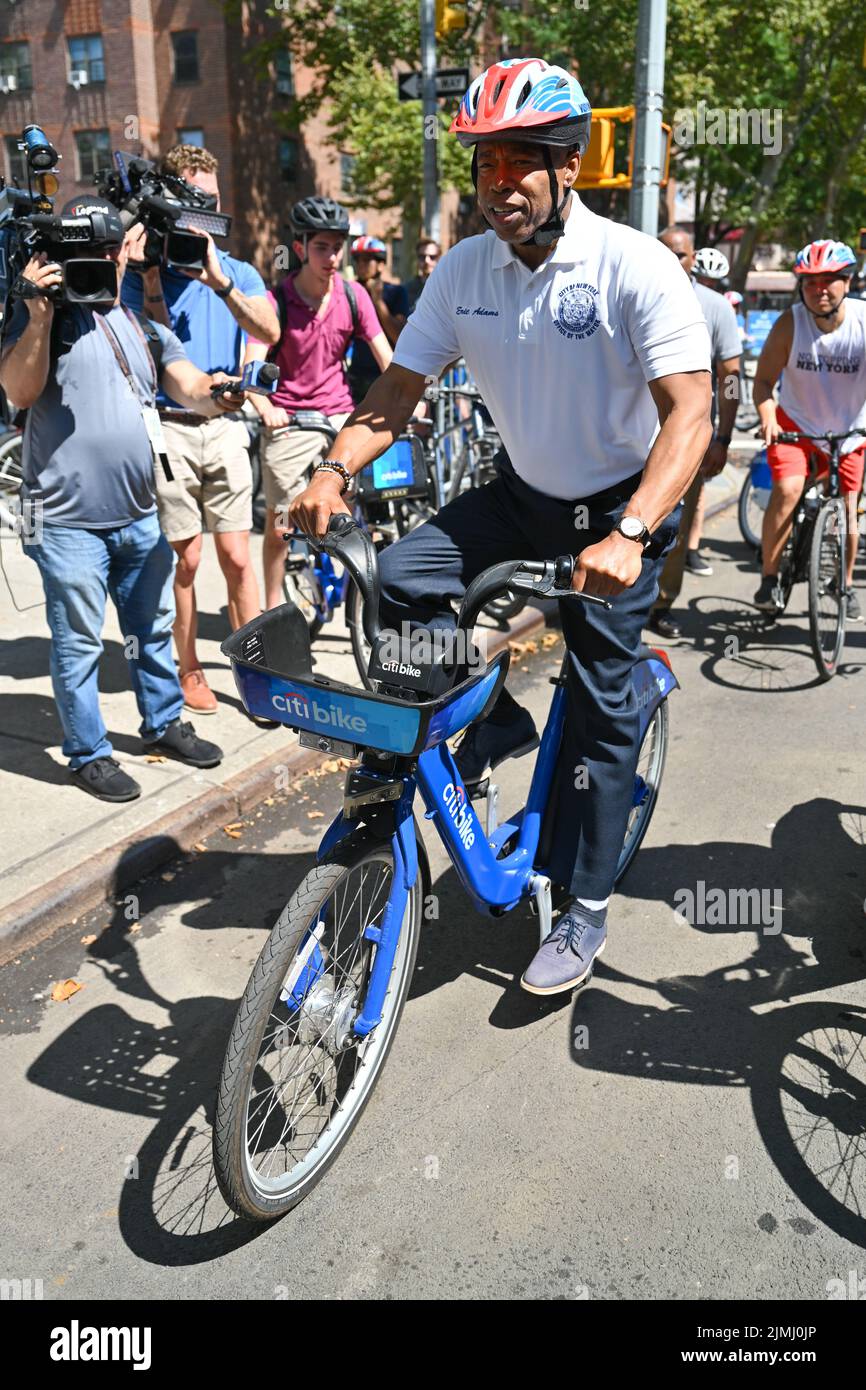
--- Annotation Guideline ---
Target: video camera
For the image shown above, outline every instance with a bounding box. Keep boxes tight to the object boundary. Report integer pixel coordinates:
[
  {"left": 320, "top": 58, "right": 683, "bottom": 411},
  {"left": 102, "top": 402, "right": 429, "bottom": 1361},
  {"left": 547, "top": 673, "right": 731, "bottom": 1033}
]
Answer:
[
  {"left": 0, "top": 124, "right": 121, "bottom": 320},
  {"left": 96, "top": 152, "right": 232, "bottom": 273}
]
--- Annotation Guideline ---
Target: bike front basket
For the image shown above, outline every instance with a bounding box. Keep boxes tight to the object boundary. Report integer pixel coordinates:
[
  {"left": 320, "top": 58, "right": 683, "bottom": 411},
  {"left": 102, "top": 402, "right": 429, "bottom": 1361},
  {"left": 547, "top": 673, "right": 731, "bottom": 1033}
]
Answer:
[{"left": 221, "top": 603, "right": 509, "bottom": 757}]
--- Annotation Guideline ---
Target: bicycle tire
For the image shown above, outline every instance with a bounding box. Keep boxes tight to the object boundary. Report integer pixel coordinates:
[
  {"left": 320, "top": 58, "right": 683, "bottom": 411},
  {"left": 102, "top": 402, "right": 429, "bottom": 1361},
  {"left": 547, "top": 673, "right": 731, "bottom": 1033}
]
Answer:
[
  {"left": 282, "top": 554, "right": 325, "bottom": 641},
  {"left": 614, "top": 699, "right": 669, "bottom": 885},
  {"left": 482, "top": 591, "right": 529, "bottom": 623},
  {"left": 213, "top": 827, "right": 422, "bottom": 1221},
  {"left": 737, "top": 472, "right": 766, "bottom": 552},
  {"left": 807, "top": 496, "right": 846, "bottom": 681},
  {"left": 345, "top": 579, "right": 374, "bottom": 689},
  {"left": 0, "top": 433, "right": 22, "bottom": 496}
]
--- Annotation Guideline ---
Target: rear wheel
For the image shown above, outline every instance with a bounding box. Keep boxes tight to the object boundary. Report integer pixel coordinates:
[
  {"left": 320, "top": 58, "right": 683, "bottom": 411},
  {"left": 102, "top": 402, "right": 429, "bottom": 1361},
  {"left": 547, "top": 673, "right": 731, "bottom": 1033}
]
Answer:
[
  {"left": 0, "top": 431, "right": 22, "bottom": 498},
  {"left": 283, "top": 543, "right": 325, "bottom": 640},
  {"left": 346, "top": 580, "right": 374, "bottom": 689},
  {"left": 614, "top": 699, "right": 669, "bottom": 885},
  {"left": 213, "top": 830, "right": 421, "bottom": 1221},
  {"left": 808, "top": 497, "right": 847, "bottom": 681}
]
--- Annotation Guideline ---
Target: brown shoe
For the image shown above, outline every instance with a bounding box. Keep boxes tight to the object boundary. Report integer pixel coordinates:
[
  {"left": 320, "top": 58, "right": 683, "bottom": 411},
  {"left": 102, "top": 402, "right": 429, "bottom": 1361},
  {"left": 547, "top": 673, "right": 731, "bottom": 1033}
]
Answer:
[{"left": 179, "top": 668, "right": 218, "bottom": 715}]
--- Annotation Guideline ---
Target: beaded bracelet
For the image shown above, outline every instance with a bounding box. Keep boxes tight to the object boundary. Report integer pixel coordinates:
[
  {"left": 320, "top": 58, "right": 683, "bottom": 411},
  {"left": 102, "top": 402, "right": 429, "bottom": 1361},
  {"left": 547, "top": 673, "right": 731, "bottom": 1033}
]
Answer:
[{"left": 313, "top": 460, "right": 353, "bottom": 494}]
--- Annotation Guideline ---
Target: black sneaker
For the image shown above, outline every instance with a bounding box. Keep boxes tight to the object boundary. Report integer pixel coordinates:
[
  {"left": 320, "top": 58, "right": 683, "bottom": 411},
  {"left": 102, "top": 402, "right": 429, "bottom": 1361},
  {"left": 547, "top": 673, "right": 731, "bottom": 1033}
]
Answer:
[
  {"left": 453, "top": 706, "right": 539, "bottom": 786},
  {"left": 686, "top": 548, "right": 713, "bottom": 576},
  {"left": 145, "top": 719, "right": 223, "bottom": 769},
  {"left": 647, "top": 608, "right": 682, "bottom": 639},
  {"left": 754, "top": 576, "right": 781, "bottom": 612},
  {"left": 846, "top": 590, "right": 862, "bottom": 622},
  {"left": 71, "top": 757, "right": 141, "bottom": 803}
]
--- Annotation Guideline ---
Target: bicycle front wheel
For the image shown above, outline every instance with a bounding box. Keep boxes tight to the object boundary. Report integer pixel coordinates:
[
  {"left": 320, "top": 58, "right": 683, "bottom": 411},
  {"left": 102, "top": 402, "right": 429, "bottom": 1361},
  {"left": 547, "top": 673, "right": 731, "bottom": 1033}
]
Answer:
[
  {"left": 213, "top": 829, "right": 421, "bottom": 1221},
  {"left": 808, "top": 497, "right": 846, "bottom": 681},
  {"left": 737, "top": 472, "right": 767, "bottom": 552}
]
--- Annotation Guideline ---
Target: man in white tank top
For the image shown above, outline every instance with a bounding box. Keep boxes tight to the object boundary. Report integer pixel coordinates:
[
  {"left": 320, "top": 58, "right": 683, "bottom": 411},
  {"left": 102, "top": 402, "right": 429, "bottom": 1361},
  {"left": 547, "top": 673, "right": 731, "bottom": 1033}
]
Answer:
[{"left": 753, "top": 239, "right": 866, "bottom": 620}]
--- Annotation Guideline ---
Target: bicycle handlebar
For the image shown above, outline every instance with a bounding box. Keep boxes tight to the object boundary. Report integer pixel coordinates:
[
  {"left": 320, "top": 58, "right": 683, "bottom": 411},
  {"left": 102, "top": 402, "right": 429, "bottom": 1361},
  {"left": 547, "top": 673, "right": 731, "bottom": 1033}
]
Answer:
[{"left": 775, "top": 428, "right": 866, "bottom": 446}]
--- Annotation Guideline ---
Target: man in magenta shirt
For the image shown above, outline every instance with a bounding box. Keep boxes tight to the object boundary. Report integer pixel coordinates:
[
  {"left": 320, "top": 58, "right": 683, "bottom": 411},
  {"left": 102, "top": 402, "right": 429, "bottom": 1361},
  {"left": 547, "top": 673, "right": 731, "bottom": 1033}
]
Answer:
[{"left": 246, "top": 197, "right": 391, "bottom": 608}]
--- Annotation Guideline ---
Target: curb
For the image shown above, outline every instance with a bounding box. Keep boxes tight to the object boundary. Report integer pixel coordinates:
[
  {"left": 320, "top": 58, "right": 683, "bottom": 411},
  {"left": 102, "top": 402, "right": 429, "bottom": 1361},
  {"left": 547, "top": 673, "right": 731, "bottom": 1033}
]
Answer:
[{"left": 0, "top": 604, "right": 546, "bottom": 961}]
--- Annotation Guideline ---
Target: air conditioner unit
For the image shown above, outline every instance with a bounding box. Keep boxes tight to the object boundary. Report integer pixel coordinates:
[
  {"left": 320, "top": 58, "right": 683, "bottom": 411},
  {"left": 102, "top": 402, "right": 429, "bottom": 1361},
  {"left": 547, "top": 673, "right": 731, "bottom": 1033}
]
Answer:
[
  {"left": 0, "top": 76, "right": 17, "bottom": 94},
  {"left": 69, "top": 70, "right": 89, "bottom": 89},
  {"left": 276, "top": 77, "right": 292, "bottom": 96}
]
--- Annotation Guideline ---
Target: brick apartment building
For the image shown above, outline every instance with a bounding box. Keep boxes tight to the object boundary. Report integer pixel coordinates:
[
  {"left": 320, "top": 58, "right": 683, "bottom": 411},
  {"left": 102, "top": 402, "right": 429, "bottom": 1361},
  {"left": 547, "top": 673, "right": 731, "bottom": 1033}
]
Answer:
[{"left": 0, "top": 0, "right": 437, "bottom": 283}]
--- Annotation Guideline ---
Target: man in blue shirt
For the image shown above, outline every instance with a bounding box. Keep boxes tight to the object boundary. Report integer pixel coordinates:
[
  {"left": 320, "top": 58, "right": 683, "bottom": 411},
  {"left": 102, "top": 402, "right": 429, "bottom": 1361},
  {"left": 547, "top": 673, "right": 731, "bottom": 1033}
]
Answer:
[
  {"left": 123, "top": 144, "right": 280, "bottom": 716},
  {"left": 0, "top": 201, "right": 252, "bottom": 801},
  {"left": 346, "top": 236, "right": 407, "bottom": 403}
]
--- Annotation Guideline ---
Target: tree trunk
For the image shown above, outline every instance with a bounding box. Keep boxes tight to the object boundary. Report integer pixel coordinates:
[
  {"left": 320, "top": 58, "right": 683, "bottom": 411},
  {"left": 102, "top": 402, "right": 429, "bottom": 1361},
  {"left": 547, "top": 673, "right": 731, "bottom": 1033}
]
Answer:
[{"left": 814, "top": 108, "right": 866, "bottom": 238}]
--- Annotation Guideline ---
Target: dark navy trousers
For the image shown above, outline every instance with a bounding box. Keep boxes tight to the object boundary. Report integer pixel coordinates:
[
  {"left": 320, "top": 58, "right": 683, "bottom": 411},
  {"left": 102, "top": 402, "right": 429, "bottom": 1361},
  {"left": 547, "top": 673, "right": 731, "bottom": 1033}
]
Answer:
[{"left": 378, "top": 454, "right": 680, "bottom": 900}]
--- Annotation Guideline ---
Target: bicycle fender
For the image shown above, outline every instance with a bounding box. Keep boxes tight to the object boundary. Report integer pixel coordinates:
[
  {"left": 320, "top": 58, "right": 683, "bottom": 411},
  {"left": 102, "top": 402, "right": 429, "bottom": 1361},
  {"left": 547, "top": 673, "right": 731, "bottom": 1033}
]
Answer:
[
  {"left": 317, "top": 811, "right": 355, "bottom": 862},
  {"left": 633, "top": 653, "right": 678, "bottom": 740}
]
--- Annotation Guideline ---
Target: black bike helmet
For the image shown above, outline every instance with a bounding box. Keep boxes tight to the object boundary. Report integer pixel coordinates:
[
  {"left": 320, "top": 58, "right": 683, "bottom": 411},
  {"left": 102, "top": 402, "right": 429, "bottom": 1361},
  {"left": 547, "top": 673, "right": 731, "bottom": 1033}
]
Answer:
[{"left": 289, "top": 196, "right": 350, "bottom": 237}]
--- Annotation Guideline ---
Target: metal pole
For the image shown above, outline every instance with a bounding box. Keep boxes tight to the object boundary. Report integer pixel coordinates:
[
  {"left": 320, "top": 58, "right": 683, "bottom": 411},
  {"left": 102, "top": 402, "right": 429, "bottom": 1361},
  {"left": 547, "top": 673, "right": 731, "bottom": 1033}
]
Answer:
[
  {"left": 420, "top": 0, "right": 440, "bottom": 242},
  {"left": 629, "top": 0, "right": 667, "bottom": 234}
]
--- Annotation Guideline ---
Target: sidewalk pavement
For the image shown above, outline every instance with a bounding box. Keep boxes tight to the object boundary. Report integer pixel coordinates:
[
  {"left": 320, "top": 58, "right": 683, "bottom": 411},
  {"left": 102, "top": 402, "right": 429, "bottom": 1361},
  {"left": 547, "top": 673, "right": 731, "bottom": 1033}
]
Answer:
[{"left": 0, "top": 449, "right": 754, "bottom": 956}]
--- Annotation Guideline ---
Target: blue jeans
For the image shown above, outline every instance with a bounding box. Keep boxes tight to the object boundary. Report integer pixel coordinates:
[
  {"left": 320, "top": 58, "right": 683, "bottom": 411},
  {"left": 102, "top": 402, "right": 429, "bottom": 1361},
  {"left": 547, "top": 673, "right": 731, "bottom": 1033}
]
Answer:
[{"left": 24, "top": 513, "right": 184, "bottom": 768}]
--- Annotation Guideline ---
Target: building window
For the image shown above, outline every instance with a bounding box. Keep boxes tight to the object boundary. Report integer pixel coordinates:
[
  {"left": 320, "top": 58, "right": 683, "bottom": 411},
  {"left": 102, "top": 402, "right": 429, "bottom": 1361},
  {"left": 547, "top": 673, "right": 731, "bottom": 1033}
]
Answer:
[
  {"left": 0, "top": 43, "right": 33, "bottom": 93},
  {"left": 279, "top": 138, "right": 299, "bottom": 183},
  {"left": 4, "top": 135, "right": 28, "bottom": 185},
  {"left": 275, "top": 51, "right": 293, "bottom": 97},
  {"left": 340, "top": 153, "right": 356, "bottom": 192},
  {"left": 171, "top": 31, "right": 199, "bottom": 85},
  {"left": 74, "top": 128, "right": 111, "bottom": 181},
  {"left": 176, "top": 128, "right": 204, "bottom": 148},
  {"left": 68, "top": 35, "right": 105, "bottom": 85}
]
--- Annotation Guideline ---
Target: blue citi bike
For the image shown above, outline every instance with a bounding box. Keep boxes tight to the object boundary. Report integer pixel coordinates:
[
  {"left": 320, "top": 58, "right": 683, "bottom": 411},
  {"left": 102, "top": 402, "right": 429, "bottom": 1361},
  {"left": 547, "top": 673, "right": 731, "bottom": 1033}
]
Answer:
[{"left": 214, "top": 517, "right": 678, "bottom": 1220}]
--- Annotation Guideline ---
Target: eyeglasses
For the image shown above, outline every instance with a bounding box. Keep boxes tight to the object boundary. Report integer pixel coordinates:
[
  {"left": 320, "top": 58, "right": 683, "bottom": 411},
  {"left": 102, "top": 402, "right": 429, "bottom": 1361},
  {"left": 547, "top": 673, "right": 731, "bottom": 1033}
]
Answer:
[{"left": 419, "top": 251, "right": 439, "bottom": 262}]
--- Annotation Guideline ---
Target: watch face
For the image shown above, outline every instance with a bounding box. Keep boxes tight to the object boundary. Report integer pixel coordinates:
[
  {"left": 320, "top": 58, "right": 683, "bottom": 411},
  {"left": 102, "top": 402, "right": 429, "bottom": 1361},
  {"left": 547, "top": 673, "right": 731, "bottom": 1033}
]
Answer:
[{"left": 619, "top": 516, "right": 644, "bottom": 539}]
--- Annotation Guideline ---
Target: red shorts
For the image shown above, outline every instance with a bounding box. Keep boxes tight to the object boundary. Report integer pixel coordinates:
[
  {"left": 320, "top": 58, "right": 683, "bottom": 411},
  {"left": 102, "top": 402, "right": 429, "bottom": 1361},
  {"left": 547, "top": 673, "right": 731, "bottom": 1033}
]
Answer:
[{"left": 768, "top": 405, "right": 865, "bottom": 495}]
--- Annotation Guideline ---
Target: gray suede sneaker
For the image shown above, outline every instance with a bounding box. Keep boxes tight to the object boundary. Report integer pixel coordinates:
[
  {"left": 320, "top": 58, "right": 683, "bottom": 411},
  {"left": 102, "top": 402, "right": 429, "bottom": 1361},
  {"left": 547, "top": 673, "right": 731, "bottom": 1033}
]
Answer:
[{"left": 520, "top": 907, "right": 607, "bottom": 995}]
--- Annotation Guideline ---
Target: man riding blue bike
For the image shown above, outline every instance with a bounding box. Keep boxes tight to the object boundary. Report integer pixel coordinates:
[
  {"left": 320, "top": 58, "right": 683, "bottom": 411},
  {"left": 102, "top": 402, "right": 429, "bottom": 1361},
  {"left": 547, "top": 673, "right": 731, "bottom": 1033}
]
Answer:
[{"left": 290, "top": 57, "right": 712, "bottom": 994}]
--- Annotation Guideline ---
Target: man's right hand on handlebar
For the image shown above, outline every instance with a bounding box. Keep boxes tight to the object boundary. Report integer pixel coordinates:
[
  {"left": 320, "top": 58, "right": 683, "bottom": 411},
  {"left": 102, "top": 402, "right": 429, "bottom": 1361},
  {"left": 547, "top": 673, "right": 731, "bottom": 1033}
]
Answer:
[
  {"left": 758, "top": 402, "right": 780, "bottom": 448},
  {"left": 285, "top": 470, "right": 352, "bottom": 540}
]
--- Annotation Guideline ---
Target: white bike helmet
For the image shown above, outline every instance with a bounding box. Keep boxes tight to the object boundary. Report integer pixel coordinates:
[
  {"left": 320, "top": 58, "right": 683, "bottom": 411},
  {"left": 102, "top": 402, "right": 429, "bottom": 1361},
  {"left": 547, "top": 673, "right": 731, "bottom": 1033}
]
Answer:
[{"left": 694, "top": 247, "right": 730, "bottom": 280}]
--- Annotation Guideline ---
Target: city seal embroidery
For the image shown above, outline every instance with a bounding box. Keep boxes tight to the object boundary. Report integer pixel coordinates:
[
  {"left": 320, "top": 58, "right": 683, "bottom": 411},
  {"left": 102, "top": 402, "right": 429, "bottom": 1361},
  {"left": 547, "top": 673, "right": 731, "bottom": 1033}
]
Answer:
[{"left": 554, "top": 282, "right": 600, "bottom": 340}]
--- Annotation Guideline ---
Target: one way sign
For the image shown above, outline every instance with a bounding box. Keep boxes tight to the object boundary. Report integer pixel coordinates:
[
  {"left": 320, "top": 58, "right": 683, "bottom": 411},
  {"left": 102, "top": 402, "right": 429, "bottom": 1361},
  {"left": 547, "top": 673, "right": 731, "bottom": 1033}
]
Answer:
[{"left": 397, "top": 67, "right": 470, "bottom": 102}]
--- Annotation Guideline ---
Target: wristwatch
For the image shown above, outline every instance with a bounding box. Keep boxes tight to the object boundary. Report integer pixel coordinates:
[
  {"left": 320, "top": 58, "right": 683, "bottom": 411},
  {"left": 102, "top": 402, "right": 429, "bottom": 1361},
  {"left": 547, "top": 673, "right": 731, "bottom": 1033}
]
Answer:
[
  {"left": 614, "top": 515, "right": 651, "bottom": 546},
  {"left": 214, "top": 276, "right": 235, "bottom": 299}
]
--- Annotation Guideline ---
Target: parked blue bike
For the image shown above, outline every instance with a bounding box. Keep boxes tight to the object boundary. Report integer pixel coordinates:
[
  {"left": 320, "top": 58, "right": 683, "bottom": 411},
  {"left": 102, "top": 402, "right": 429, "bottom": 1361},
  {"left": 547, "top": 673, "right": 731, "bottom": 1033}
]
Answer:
[{"left": 215, "top": 517, "right": 677, "bottom": 1219}]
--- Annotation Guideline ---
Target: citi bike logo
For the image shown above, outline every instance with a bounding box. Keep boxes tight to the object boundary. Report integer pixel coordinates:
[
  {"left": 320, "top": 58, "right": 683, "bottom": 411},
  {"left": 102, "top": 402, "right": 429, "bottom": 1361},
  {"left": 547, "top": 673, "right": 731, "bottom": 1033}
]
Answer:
[
  {"left": 442, "top": 782, "right": 475, "bottom": 849},
  {"left": 271, "top": 689, "right": 368, "bottom": 735},
  {"left": 381, "top": 660, "right": 421, "bottom": 678}
]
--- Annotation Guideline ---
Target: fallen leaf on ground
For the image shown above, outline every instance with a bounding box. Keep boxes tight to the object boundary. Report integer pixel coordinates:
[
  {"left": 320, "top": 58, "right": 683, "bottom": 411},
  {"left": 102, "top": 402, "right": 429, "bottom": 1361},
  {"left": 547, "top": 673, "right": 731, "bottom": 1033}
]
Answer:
[
  {"left": 223, "top": 828, "right": 242, "bottom": 839},
  {"left": 51, "top": 979, "right": 83, "bottom": 1003},
  {"left": 193, "top": 842, "right": 207, "bottom": 853},
  {"left": 307, "top": 810, "right": 324, "bottom": 819},
  {"left": 264, "top": 797, "right": 275, "bottom": 806},
  {"left": 541, "top": 632, "right": 559, "bottom": 649},
  {"left": 80, "top": 934, "right": 97, "bottom": 946},
  {"left": 146, "top": 754, "right": 168, "bottom": 763},
  {"left": 161, "top": 872, "right": 175, "bottom": 882},
  {"left": 129, "top": 923, "right": 142, "bottom": 934}
]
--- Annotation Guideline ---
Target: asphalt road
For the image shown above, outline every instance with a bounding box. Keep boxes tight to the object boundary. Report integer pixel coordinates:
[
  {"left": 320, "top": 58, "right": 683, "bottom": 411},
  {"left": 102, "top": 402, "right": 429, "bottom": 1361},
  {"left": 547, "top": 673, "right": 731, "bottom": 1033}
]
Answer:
[{"left": 1, "top": 501, "right": 864, "bottom": 1301}]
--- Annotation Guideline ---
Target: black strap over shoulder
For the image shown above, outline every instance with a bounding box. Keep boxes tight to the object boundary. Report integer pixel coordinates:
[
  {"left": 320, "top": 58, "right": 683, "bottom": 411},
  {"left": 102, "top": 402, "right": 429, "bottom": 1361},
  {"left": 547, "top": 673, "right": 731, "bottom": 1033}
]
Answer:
[
  {"left": 48, "top": 306, "right": 164, "bottom": 382},
  {"left": 131, "top": 311, "right": 164, "bottom": 382}
]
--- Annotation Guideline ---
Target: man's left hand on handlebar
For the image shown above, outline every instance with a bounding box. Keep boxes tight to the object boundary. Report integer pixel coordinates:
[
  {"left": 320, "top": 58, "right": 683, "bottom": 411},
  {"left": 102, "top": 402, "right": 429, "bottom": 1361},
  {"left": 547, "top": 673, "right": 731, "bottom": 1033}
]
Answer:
[
  {"left": 572, "top": 532, "right": 644, "bottom": 598},
  {"left": 285, "top": 472, "right": 352, "bottom": 540}
]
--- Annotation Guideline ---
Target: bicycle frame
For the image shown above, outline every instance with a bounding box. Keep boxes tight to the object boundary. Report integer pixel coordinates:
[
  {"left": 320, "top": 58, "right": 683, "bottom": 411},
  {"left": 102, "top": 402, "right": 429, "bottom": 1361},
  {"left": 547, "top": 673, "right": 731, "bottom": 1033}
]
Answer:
[{"left": 316, "top": 648, "right": 678, "bottom": 1037}]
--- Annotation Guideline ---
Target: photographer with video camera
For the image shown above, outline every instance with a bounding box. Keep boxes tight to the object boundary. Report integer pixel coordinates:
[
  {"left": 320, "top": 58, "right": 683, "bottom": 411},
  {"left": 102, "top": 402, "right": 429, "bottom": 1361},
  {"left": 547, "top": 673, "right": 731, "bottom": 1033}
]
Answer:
[
  {"left": 0, "top": 193, "right": 256, "bottom": 803},
  {"left": 121, "top": 144, "right": 280, "bottom": 716}
]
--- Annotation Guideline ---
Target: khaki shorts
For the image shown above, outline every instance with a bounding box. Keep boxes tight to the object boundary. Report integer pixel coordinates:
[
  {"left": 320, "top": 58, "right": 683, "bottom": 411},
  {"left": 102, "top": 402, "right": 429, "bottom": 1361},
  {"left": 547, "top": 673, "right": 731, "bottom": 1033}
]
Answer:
[
  {"left": 156, "top": 415, "right": 253, "bottom": 542},
  {"left": 260, "top": 413, "right": 350, "bottom": 513}
]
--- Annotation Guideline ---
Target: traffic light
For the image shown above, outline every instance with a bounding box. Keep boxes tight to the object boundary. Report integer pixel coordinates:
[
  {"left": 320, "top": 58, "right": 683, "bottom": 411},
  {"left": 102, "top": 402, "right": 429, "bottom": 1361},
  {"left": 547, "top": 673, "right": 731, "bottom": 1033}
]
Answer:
[
  {"left": 579, "top": 117, "right": 617, "bottom": 185},
  {"left": 575, "top": 106, "right": 672, "bottom": 190},
  {"left": 435, "top": 0, "right": 468, "bottom": 40}
]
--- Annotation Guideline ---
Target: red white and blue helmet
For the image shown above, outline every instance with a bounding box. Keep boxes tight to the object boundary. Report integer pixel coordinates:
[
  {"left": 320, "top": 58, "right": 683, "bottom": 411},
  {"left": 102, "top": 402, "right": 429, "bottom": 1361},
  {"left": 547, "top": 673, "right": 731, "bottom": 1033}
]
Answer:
[
  {"left": 794, "top": 240, "right": 856, "bottom": 276},
  {"left": 450, "top": 58, "right": 592, "bottom": 156},
  {"left": 724, "top": 290, "right": 743, "bottom": 307},
  {"left": 350, "top": 235, "right": 387, "bottom": 261}
]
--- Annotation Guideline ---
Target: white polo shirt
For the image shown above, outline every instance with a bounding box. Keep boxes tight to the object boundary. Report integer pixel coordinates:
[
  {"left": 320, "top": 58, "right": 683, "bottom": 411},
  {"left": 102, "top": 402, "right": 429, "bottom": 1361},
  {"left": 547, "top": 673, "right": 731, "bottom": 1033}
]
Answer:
[{"left": 393, "top": 195, "right": 711, "bottom": 499}]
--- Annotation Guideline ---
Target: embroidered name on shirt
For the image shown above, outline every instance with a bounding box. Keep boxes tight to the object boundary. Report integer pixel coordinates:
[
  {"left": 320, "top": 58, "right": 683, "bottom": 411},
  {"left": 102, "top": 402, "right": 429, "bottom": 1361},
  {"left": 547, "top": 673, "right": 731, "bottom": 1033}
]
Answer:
[
  {"left": 555, "top": 282, "right": 601, "bottom": 340},
  {"left": 795, "top": 352, "right": 861, "bottom": 374},
  {"left": 456, "top": 305, "right": 499, "bottom": 316}
]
